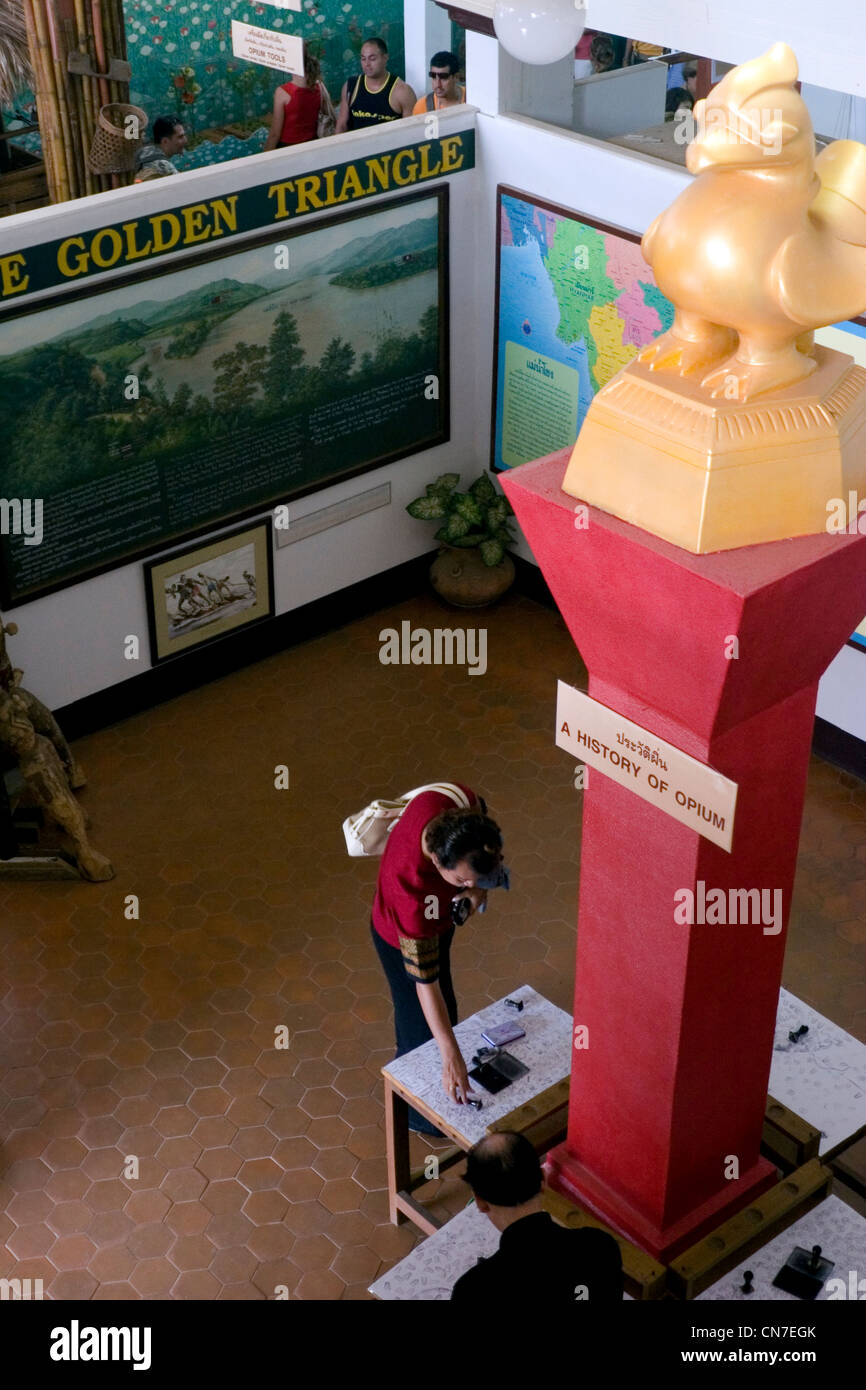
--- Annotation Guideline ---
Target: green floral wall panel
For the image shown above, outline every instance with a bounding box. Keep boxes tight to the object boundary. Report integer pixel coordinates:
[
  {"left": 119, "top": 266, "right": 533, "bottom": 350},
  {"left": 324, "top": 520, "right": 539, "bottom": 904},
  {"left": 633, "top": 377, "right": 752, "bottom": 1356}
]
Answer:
[{"left": 125, "top": 0, "right": 405, "bottom": 155}]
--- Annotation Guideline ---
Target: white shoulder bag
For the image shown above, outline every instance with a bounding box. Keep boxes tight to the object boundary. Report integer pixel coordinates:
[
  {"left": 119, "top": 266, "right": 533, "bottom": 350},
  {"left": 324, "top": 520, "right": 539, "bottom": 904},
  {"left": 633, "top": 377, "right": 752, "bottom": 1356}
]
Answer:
[{"left": 342, "top": 782, "right": 470, "bottom": 857}]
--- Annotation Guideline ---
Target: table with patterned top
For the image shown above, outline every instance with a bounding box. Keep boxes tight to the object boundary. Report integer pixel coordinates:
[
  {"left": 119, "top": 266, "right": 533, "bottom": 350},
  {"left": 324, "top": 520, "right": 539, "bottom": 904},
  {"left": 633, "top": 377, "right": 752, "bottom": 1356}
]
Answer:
[
  {"left": 769, "top": 989, "right": 866, "bottom": 1157},
  {"left": 381, "top": 985, "right": 573, "bottom": 1233}
]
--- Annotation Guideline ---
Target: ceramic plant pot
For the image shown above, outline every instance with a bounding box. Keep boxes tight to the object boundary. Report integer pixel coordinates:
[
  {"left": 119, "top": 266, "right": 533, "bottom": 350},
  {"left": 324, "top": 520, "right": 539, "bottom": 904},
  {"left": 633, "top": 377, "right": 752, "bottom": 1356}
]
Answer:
[{"left": 430, "top": 545, "right": 515, "bottom": 608}]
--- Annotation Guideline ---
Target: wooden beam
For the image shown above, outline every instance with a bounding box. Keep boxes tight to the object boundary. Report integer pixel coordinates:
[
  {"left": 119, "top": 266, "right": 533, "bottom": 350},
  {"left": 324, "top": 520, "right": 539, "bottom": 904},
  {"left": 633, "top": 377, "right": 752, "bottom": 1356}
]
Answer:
[{"left": 435, "top": 3, "right": 496, "bottom": 38}]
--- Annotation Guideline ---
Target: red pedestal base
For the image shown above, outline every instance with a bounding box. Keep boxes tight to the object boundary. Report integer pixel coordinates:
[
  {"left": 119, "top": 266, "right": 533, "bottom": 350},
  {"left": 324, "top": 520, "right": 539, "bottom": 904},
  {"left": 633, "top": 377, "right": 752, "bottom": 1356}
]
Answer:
[
  {"left": 501, "top": 450, "right": 866, "bottom": 1261},
  {"left": 545, "top": 1142, "right": 778, "bottom": 1262}
]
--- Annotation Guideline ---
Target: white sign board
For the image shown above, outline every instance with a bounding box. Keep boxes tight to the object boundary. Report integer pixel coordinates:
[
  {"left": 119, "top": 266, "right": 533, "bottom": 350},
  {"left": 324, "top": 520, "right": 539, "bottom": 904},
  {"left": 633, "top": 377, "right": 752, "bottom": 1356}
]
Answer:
[
  {"left": 555, "top": 681, "right": 738, "bottom": 852},
  {"left": 231, "top": 21, "right": 303, "bottom": 75},
  {"left": 260, "top": 1, "right": 301, "bottom": 9}
]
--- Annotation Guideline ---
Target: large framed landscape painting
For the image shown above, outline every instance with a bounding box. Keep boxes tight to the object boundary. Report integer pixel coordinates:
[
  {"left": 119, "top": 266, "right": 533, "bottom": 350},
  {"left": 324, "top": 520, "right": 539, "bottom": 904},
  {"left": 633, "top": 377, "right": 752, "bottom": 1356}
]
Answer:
[
  {"left": 491, "top": 186, "right": 673, "bottom": 474},
  {"left": 0, "top": 186, "right": 448, "bottom": 607}
]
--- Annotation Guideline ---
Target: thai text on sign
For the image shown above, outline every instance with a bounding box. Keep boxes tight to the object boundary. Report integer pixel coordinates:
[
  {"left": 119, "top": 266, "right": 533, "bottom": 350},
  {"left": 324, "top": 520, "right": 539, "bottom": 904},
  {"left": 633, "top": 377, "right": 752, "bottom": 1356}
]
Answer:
[
  {"left": 555, "top": 681, "right": 738, "bottom": 852},
  {"left": 231, "top": 21, "right": 303, "bottom": 74}
]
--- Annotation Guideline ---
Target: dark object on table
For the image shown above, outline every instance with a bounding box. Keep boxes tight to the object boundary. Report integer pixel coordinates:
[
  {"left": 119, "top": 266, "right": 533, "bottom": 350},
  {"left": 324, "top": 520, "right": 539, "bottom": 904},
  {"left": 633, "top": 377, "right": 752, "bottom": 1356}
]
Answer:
[
  {"left": 505, "top": 997, "right": 524, "bottom": 1012},
  {"left": 468, "top": 1049, "right": 530, "bottom": 1094},
  {"left": 772, "top": 1244, "right": 834, "bottom": 1299},
  {"left": 740, "top": 1270, "right": 754, "bottom": 1294},
  {"left": 467, "top": 1097, "right": 483, "bottom": 1111},
  {"left": 469, "top": 1061, "right": 512, "bottom": 1094},
  {"left": 788, "top": 1024, "right": 809, "bottom": 1044}
]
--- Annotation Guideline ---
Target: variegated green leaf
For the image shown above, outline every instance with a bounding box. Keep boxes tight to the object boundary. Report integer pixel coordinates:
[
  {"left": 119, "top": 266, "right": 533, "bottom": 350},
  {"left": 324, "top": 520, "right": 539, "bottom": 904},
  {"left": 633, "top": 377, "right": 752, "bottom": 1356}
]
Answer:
[
  {"left": 480, "top": 539, "right": 506, "bottom": 567},
  {"left": 407, "top": 495, "right": 447, "bottom": 520}
]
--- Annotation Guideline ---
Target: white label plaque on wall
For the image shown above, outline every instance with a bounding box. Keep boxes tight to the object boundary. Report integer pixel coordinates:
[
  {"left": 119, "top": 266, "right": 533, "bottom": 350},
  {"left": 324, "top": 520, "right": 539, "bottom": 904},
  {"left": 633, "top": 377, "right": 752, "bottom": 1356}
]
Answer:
[
  {"left": 260, "top": 1, "right": 301, "bottom": 9},
  {"left": 231, "top": 21, "right": 303, "bottom": 74},
  {"left": 555, "top": 681, "right": 738, "bottom": 852}
]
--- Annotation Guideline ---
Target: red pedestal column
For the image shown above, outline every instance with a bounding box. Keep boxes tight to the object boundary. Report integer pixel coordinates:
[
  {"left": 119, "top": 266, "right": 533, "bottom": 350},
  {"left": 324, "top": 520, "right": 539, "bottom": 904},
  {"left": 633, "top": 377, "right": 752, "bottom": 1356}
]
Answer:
[{"left": 501, "top": 450, "right": 866, "bottom": 1261}]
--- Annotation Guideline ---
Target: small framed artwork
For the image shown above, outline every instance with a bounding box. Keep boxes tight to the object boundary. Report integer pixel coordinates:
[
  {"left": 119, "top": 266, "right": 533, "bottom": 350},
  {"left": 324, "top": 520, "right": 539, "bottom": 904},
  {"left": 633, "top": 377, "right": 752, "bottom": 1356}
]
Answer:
[{"left": 144, "top": 517, "right": 274, "bottom": 665}]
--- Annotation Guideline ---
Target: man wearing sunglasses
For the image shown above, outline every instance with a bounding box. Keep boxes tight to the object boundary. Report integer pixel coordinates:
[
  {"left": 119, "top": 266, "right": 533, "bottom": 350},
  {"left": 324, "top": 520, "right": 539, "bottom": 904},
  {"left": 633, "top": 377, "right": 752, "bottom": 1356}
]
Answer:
[{"left": 412, "top": 51, "right": 466, "bottom": 115}]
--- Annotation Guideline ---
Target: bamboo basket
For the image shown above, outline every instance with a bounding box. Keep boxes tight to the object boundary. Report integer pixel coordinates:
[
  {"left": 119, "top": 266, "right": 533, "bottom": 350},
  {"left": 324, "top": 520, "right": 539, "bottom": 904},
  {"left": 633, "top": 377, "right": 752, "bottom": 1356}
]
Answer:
[{"left": 88, "top": 101, "right": 145, "bottom": 173}]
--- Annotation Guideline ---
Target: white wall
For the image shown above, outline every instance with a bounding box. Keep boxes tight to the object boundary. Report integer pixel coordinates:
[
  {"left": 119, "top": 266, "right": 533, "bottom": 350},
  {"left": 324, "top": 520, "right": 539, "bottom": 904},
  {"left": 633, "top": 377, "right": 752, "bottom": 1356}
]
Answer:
[
  {"left": 818, "top": 646, "right": 866, "bottom": 742},
  {"left": 0, "top": 111, "right": 478, "bottom": 709},
  {"left": 404, "top": 0, "right": 453, "bottom": 101},
  {"left": 462, "top": 0, "right": 866, "bottom": 99}
]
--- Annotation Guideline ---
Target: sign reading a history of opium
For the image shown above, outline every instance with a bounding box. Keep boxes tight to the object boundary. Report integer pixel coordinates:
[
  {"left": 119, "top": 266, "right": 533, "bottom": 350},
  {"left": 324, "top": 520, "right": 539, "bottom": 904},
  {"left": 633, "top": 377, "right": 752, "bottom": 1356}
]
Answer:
[
  {"left": 491, "top": 187, "right": 674, "bottom": 474},
  {"left": 556, "top": 682, "right": 738, "bottom": 852},
  {"left": 0, "top": 188, "right": 448, "bottom": 606}
]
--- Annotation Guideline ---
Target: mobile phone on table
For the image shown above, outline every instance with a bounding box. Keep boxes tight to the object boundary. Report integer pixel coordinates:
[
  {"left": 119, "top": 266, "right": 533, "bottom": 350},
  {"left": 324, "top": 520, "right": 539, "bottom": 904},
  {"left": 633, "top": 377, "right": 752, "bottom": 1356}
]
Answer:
[{"left": 481, "top": 1021, "right": 526, "bottom": 1048}]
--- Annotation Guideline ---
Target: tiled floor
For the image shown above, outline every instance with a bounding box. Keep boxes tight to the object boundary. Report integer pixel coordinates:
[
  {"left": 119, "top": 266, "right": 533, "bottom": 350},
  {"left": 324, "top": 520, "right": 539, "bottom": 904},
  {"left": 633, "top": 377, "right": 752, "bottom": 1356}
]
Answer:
[{"left": 0, "top": 590, "right": 864, "bottom": 1299}]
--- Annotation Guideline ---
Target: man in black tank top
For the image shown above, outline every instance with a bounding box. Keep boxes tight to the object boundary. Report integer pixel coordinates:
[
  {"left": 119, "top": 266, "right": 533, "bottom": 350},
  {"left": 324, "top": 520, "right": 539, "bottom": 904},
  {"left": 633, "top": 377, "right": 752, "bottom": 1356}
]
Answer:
[{"left": 336, "top": 36, "right": 416, "bottom": 132}]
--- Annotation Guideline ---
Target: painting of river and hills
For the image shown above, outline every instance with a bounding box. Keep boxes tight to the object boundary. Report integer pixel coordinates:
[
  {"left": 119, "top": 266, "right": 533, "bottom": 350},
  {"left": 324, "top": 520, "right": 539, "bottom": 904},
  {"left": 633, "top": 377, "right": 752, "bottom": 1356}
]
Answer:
[{"left": 0, "top": 188, "right": 447, "bottom": 605}]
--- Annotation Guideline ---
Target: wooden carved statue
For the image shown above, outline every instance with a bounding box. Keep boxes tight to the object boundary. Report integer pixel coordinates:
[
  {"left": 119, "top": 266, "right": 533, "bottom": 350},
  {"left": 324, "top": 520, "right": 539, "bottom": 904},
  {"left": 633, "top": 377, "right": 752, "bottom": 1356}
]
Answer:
[
  {"left": 0, "top": 615, "right": 86, "bottom": 788},
  {"left": 0, "top": 615, "right": 112, "bottom": 881},
  {"left": 0, "top": 689, "right": 114, "bottom": 882}
]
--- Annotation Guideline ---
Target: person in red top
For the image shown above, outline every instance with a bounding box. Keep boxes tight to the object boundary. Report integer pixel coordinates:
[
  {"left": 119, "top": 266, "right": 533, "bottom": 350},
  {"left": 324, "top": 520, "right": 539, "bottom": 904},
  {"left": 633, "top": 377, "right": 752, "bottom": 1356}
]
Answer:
[
  {"left": 371, "top": 785, "right": 508, "bottom": 1135},
  {"left": 264, "top": 42, "right": 327, "bottom": 151}
]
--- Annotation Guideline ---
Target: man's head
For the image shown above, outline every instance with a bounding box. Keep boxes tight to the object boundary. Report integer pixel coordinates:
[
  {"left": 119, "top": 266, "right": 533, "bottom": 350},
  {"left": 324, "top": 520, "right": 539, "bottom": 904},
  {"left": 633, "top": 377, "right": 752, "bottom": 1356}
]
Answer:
[
  {"left": 361, "top": 38, "right": 388, "bottom": 79},
  {"left": 429, "top": 51, "right": 461, "bottom": 102},
  {"left": 665, "top": 86, "right": 693, "bottom": 117},
  {"left": 462, "top": 1133, "right": 544, "bottom": 1230},
  {"left": 153, "top": 116, "right": 186, "bottom": 156},
  {"left": 589, "top": 34, "right": 615, "bottom": 73},
  {"left": 683, "top": 64, "right": 697, "bottom": 98},
  {"left": 423, "top": 807, "right": 503, "bottom": 889}
]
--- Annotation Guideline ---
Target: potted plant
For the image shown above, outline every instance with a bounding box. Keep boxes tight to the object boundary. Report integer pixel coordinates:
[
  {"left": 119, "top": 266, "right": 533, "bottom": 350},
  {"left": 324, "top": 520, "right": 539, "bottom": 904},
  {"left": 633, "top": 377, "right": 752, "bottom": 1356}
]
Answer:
[{"left": 406, "top": 472, "right": 517, "bottom": 607}]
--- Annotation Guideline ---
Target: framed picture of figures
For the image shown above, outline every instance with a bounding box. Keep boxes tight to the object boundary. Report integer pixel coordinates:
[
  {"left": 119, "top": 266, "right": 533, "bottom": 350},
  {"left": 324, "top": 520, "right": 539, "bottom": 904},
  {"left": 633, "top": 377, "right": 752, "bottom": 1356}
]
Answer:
[
  {"left": 143, "top": 517, "right": 274, "bottom": 665},
  {"left": 0, "top": 185, "right": 449, "bottom": 608},
  {"left": 491, "top": 186, "right": 673, "bottom": 474}
]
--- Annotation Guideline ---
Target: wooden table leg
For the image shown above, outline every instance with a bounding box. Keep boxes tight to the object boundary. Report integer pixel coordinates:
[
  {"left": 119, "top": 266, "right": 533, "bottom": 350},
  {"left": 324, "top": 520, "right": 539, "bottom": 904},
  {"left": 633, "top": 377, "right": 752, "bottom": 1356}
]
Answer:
[{"left": 384, "top": 1078, "right": 411, "bottom": 1226}]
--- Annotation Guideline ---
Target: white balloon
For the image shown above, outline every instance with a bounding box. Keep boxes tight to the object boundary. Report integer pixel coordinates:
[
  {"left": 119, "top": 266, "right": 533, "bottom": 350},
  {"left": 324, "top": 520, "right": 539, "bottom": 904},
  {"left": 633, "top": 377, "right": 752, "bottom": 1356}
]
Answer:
[{"left": 494, "top": 0, "right": 587, "bottom": 66}]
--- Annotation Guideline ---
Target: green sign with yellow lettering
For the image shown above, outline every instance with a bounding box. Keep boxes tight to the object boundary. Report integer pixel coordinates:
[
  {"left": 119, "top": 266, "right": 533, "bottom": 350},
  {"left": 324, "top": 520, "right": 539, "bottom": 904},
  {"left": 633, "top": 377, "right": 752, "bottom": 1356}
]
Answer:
[{"left": 0, "top": 132, "right": 473, "bottom": 305}]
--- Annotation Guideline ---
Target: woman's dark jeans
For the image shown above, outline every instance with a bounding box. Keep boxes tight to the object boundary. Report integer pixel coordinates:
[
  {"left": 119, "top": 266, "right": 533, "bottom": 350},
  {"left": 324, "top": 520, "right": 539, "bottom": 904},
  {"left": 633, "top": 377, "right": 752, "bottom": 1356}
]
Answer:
[{"left": 370, "top": 923, "right": 457, "bottom": 1135}]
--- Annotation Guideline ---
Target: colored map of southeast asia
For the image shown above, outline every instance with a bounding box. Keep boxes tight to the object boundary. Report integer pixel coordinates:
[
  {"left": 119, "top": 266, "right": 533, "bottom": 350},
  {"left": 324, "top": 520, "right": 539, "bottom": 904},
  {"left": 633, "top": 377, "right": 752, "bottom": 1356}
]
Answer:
[{"left": 494, "top": 192, "right": 673, "bottom": 471}]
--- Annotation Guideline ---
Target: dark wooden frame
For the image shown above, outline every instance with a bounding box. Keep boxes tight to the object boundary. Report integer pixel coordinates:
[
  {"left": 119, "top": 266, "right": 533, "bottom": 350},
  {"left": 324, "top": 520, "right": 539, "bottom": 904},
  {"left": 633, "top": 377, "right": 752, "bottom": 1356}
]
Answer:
[{"left": 0, "top": 184, "right": 450, "bottom": 609}]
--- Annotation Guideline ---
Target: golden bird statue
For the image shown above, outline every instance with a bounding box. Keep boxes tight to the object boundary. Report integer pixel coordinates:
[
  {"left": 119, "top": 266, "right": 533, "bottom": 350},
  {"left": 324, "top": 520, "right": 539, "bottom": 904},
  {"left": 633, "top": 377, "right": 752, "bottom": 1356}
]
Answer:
[{"left": 639, "top": 42, "right": 866, "bottom": 402}]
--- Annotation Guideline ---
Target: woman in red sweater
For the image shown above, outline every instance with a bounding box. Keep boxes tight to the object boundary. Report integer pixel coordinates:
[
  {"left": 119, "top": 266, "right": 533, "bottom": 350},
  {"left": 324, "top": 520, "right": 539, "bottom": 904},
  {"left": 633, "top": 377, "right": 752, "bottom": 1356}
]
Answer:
[
  {"left": 371, "top": 787, "right": 507, "bottom": 1134},
  {"left": 264, "top": 42, "right": 330, "bottom": 150}
]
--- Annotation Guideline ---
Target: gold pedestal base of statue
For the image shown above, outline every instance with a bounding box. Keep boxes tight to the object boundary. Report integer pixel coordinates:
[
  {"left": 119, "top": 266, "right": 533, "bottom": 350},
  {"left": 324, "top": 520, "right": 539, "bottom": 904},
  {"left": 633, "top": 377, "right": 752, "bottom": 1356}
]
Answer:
[{"left": 562, "top": 347, "right": 866, "bottom": 553}]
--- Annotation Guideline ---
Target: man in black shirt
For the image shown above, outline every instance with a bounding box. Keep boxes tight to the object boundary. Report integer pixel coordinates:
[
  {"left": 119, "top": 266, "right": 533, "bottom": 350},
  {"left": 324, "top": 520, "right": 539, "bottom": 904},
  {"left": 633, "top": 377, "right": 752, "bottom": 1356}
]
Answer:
[
  {"left": 335, "top": 37, "right": 416, "bottom": 132},
  {"left": 451, "top": 1132, "right": 623, "bottom": 1302}
]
